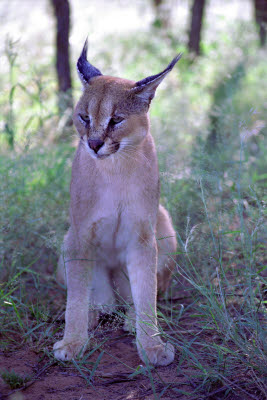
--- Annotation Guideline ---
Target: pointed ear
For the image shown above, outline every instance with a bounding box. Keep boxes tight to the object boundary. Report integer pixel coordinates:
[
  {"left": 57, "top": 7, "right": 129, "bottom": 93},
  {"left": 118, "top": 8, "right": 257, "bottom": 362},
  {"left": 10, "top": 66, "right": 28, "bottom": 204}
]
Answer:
[
  {"left": 130, "top": 54, "right": 182, "bottom": 104},
  {"left": 77, "top": 38, "right": 103, "bottom": 84}
]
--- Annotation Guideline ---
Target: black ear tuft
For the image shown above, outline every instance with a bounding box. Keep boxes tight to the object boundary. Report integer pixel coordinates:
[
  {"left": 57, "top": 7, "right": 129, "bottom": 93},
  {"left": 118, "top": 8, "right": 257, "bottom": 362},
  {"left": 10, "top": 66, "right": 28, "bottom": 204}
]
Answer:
[
  {"left": 135, "top": 54, "right": 182, "bottom": 89},
  {"left": 131, "top": 54, "right": 182, "bottom": 104},
  {"left": 77, "top": 38, "right": 103, "bottom": 84}
]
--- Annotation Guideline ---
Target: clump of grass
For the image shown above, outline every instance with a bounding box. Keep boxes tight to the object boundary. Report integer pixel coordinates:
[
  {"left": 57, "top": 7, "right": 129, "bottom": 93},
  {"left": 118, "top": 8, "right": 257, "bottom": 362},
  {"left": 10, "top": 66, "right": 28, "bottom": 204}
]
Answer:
[
  {"left": 155, "top": 41, "right": 266, "bottom": 396},
  {"left": 3, "top": 37, "right": 18, "bottom": 149},
  {"left": 1, "top": 369, "right": 31, "bottom": 389},
  {"left": 158, "top": 112, "right": 266, "bottom": 398},
  {"left": 0, "top": 144, "right": 74, "bottom": 347},
  {"left": 0, "top": 37, "right": 61, "bottom": 150}
]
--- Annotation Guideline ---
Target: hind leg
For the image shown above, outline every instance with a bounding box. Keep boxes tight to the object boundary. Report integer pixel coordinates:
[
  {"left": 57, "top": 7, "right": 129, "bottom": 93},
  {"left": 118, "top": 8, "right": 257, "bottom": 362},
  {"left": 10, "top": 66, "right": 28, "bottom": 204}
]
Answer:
[
  {"left": 156, "top": 205, "right": 177, "bottom": 293},
  {"left": 112, "top": 204, "right": 177, "bottom": 335},
  {"left": 88, "top": 263, "right": 116, "bottom": 329},
  {"left": 111, "top": 268, "right": 135, "bottom": 332}
]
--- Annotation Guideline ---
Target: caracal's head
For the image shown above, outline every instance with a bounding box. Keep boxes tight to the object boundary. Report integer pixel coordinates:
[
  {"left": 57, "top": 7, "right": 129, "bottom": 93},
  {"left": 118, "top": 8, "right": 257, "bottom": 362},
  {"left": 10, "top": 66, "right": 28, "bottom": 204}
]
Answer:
[{"left": 73, "top": 39, "right": 181, "bottom": 160}]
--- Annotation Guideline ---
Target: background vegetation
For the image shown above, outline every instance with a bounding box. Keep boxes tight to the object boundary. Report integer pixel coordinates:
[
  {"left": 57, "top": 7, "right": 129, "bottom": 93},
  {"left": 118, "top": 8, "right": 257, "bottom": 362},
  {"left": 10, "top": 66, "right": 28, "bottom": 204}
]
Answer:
[{"left": 0, "top": 0, "right": 266, "bottom": 399}]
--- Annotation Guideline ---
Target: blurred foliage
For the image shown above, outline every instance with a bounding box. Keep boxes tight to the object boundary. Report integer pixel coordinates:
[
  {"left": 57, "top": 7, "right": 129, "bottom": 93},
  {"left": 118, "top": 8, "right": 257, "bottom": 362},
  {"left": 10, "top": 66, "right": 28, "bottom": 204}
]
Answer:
[{"left": 0, "top": 145, "right": 73, "bottom": 278}]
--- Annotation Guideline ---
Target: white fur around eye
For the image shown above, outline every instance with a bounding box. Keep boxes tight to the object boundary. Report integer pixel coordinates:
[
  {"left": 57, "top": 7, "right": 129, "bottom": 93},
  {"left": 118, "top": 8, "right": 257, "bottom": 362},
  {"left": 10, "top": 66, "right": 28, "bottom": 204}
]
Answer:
[
  {"left": 116, "top": 119, "right": 124, "bottom": 126},
  {"left": 79, "top": 114, "right": 90, "bottom": 126}
]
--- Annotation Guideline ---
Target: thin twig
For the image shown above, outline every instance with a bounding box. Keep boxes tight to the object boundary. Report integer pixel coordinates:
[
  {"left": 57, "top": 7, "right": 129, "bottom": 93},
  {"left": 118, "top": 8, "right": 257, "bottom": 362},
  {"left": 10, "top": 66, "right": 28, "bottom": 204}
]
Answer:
[{"left": 188, "top": 379, "right": 240, "bottom": 400}]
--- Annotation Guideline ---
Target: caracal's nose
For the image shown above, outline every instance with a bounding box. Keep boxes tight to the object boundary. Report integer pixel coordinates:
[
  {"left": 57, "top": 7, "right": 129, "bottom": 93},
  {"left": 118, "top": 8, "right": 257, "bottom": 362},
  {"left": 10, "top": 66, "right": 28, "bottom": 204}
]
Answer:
[{"left": 88, "top": 139, "right": 104, "bottom": 153}]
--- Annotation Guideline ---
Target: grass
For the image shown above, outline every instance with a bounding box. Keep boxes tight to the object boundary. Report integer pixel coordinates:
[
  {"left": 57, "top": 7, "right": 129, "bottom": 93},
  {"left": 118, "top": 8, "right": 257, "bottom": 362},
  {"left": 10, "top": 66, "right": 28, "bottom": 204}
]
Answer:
[
  {"left": 1, "top": 369, "right": 32, "bottom": 389},
  {"left": 0, "top": 10, "right": 266, "bottom": 400}
]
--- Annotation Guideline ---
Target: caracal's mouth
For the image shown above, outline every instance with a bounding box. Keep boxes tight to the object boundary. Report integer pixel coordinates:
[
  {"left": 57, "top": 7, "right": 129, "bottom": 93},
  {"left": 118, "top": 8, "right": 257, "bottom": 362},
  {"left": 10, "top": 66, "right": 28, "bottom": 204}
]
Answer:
[
  {"left": 95, "top": 153, "right": 110, "bottom": 159},
  {"left": 89, "top": 143, "right": 121, "bottom": 160}
]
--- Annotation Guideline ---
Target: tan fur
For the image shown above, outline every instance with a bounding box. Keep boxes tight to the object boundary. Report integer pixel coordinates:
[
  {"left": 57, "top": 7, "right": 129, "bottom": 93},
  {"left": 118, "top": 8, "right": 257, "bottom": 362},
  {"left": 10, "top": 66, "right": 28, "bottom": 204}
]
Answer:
[{"left": 54, "top": 67, "right": 177, "bottom": 366}]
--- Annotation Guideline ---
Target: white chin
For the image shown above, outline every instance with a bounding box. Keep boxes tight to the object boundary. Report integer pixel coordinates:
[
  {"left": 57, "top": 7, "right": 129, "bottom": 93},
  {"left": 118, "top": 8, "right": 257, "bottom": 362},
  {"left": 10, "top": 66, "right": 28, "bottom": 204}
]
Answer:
[{"left": 96, "top": 154, "right": 110, "bottom": 159}]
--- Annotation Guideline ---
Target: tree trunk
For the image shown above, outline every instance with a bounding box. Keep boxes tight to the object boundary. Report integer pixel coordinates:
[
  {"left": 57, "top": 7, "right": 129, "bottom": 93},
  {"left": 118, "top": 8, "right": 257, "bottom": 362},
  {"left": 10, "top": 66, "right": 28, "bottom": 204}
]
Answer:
[
  {"left": 51, "top": 0, "right": 73, "bottom": 115},
  {"left": 254, "top": 0, "right": 267, "bottom": 47},
  {"left": 188, "top": 0, "right": 206, "bottom": 56}
]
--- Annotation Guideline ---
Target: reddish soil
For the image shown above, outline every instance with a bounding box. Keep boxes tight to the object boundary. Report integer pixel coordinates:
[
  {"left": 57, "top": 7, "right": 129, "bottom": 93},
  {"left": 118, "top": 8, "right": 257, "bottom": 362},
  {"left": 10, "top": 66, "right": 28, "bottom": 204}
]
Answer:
[
  {"left": 0, "top": 327, "right": 194, "bottom": 400},
  {"left": 0, "top": 257, "right": 200, "bottom": 399},
  {"left": 0, "top": 274, "right": 263, "bottom": 399}
]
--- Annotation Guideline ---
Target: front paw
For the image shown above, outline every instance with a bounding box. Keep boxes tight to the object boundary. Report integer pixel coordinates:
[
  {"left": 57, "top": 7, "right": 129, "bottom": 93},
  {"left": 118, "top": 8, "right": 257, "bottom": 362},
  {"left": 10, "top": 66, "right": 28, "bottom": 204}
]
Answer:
[
  {"left": 53, "top": 338, "right": 87, "bottom": 361},
  {"left": 138, "top": 341, "right": 175, "bottom": 366}
]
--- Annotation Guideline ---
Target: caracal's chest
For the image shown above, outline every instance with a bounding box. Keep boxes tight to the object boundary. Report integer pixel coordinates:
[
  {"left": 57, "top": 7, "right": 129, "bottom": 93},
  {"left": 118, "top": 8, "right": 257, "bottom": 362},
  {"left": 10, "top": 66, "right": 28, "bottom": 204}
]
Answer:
[
  {"left": 78, "top": 177, "right": 153, "bottom": 266},
  {"left": 91, "top": 185, "right": 131, "bottom": 248}
]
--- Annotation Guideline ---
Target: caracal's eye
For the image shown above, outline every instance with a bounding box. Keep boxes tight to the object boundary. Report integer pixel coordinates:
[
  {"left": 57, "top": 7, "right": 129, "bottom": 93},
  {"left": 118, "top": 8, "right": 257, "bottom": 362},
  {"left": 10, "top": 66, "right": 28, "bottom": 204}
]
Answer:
[
  {"left": 110, "top": 116, "right": 124, "bottom": 125},
  {"left": 79, "top": 114, "right": 90, "bottom": 125}
]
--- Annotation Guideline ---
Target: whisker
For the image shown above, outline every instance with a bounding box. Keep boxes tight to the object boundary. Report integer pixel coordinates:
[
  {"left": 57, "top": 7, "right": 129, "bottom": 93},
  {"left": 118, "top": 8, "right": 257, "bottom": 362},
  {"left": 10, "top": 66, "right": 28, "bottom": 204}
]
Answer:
[
  {"left": 123, "top": 147, "right": 150, "bottom": 164},
  {"left": 116, "top": 149, "right": 136, "bottom": 164}
]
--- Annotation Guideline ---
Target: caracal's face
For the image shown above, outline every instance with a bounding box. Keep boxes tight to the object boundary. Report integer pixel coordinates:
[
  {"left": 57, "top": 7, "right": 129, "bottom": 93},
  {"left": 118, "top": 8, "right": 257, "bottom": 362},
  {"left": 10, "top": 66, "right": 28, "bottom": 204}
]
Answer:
[{"left": 73, "top": 76, "right": 149, "bottom": 160}]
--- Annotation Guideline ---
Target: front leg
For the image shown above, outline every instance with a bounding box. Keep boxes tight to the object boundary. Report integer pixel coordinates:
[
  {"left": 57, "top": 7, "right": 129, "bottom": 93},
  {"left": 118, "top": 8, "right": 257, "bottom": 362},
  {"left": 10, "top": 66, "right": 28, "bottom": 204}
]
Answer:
[
  {"left": 54, "top": 254, "right": 93, "bottom": 361},
  {"left": 127, "top": 238, "right": 174, "bottom": 366}
]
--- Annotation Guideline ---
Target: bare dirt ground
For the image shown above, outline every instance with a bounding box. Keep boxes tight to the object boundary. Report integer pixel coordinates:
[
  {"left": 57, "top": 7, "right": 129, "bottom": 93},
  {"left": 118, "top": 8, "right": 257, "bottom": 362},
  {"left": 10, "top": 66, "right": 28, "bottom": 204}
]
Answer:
[
  {"left": 0, "top": 273, "right": 195, "bottom": 400},
  {"left": 0, "top": 307, "right": 254, "bottom": 400},
  {"left": 0, "top": 331, "right": 195, "bottom": 400},
  {"left": 0, "top": 266, "right": 262, "bottom": 400},
  {"left": 0, "top": 311, "right": 198, "bottom": 400},
  {"left": 0, "top": 278, "right": 197, "bottom": 400}
]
